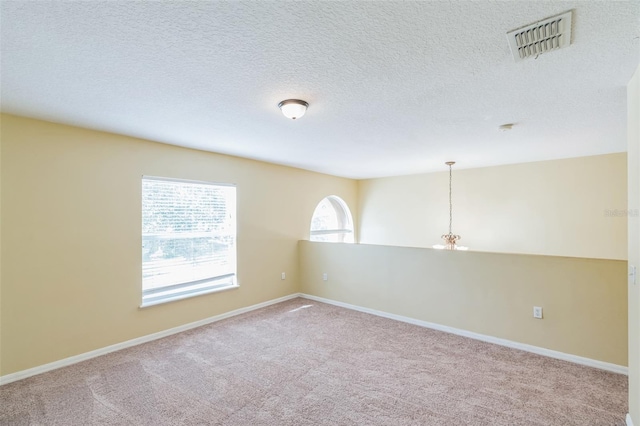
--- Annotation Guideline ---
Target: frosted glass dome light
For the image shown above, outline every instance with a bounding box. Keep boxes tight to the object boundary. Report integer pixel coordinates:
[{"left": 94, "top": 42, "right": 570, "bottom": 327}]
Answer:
[{"left": 278, "top": 99, "right": 309, "bottom": 120}]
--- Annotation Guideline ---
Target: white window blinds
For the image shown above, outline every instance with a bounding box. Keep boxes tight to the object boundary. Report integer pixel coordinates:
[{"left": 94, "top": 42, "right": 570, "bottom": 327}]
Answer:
[{"left": 141, "top": 177, "right": 237, "bottom": 306}]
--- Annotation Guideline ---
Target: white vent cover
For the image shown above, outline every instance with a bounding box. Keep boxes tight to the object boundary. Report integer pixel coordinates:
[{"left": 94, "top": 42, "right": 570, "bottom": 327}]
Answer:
[{"left": 507, "top": 11, "right": 573, "bottom": 62}]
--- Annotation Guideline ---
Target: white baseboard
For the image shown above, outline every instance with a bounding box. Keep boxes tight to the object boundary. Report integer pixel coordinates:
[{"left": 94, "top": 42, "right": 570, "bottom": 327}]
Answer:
[
  {"left": 2, "top": 292, "right": 627, "bottom": 386},
  {"left": 0, "top": 293, "right": 302, "bottom": 386},
  {"left": 299, "top": 293, "right": 628, "bottom": 376},
  {"left": 628, "top": 413, "right": 635, "bottom": 426}
]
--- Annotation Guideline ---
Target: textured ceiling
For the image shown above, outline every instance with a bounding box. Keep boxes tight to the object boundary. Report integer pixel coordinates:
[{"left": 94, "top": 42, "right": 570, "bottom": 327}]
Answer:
[{"left": 1, "top": 1, "right": 639, "bottom": 179}]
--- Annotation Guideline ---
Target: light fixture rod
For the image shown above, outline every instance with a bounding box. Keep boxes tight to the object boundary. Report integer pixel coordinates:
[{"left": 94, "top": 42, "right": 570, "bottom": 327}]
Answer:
[
  {"left": 447, "top": 161, "right": 454, "bottom": 235},
  {"left": 439, "top": 161, "right": 461, "bottom": 250}
]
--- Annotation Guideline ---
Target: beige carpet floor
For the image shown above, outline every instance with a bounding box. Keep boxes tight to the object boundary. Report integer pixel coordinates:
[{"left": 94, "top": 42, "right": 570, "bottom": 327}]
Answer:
[{"left": 0, "top": 298, "right": 628, "bottom": 425}]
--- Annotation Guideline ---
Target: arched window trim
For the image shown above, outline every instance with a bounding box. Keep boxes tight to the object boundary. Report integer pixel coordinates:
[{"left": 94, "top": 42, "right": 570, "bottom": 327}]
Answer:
[{"left": 310, "top": 196, "right": 355, "bottom": 243}]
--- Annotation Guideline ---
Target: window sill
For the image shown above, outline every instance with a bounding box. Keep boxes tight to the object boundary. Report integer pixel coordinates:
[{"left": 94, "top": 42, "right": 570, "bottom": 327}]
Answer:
[{"left": 140, "top": 283, "right": 239, "bottom": 308}]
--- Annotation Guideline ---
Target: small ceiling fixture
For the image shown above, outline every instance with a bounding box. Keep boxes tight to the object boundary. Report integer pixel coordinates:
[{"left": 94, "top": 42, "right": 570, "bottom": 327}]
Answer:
[
  {"left": 433, "top": 161, "right": 468, "bottom": 251},
  {"left": 498, "top": 123, "right": 515, "bottom": 132},
  {"left": 278, "top": 99, "right": 309, "bottom": 120}
]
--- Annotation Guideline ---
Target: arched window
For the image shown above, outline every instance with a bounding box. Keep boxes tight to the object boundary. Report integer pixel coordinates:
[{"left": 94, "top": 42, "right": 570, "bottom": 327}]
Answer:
[{"left": 310, "top": 196, "right": 354, "bottom": 243}]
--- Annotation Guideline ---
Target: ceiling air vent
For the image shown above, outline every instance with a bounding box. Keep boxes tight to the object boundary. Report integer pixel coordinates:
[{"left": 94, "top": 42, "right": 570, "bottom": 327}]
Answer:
[{"left": 506, "top": 11, "right": 573, "bottom": 62}]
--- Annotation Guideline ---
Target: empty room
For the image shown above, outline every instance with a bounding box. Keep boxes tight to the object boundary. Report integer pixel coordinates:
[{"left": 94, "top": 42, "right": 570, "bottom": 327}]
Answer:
[{"left": 1, "top": 1, "right": 639, "bottom": 425}]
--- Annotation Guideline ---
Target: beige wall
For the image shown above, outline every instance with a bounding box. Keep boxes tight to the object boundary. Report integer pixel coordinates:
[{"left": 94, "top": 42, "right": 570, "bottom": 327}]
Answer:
[
  {"left": 0, "top": 114, "right": 357, "bottom": 376},
  {"left": 0, "top": 111, "right": 631, "bottom": 387},
  {"left": 359, "top": 154, "right": 627, "bottom": 260},
  {"left": 628, "top": 65, "right": 640, "bottom": 426},
  {"left": 0, "top": 115, "right": 3, "bottom": 376},
  {"left": 299, "top": 241, "right": 628, "bottom": 366}
]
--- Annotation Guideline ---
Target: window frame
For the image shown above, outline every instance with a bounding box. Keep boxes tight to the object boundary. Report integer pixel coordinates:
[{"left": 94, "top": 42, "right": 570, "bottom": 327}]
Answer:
[
  {"left": 140, "top": 176, "right": 238, "bottom": 308},
  {"left": 309, "top": 195, "right": 355, "bottom": 243}
]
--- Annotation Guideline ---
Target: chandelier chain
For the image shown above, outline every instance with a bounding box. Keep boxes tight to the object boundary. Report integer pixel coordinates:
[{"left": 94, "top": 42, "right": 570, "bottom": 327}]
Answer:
[
  {"left": 448, "top": 163, "right": 453, "bottom": 235},
  {"left": 439, "top": 161, "right": 461, "bottom": 250}
]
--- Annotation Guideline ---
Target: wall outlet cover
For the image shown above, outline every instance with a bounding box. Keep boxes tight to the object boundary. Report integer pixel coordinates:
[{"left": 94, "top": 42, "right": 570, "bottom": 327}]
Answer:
[{"left": 533, "top": 306, "right": 543, "bottom": 319}]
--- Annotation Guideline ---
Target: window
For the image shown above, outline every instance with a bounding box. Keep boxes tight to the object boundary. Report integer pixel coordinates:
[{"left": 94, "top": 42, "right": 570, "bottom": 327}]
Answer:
[
  {"left": 310, "top": 196, "right": 354, "bottom": 243},
  {"left": 141, "top": 177, "right": 237, "bottom": 307}
]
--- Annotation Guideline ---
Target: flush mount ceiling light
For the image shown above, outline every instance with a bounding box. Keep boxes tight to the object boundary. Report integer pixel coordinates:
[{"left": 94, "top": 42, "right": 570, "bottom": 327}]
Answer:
[
  {"left": 433, "top": 161, "right": 468, "bottom": 251},
  {"left": 499, "top": 123, "right": 515, "bottom": 132},
  {"left": 278, "top": 99, "right": 309, "bottom": 120}
]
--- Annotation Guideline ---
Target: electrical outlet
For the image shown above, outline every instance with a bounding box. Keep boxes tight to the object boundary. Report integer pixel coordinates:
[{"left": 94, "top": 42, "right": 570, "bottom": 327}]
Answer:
[
  {"left": 533, "top": 306, "right": 543, "bottom": 319},
  {"left": 281, "top": 272, "right": 286, "bottom": 280},
  {"left": 322, "top": 273, "right": 328, "bottom": 281}
]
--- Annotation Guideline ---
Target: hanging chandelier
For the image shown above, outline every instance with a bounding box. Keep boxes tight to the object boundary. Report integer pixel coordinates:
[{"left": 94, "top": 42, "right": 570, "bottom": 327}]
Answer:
[{"left": 433, "top": 161, "right": 468, "bottom": 251}]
